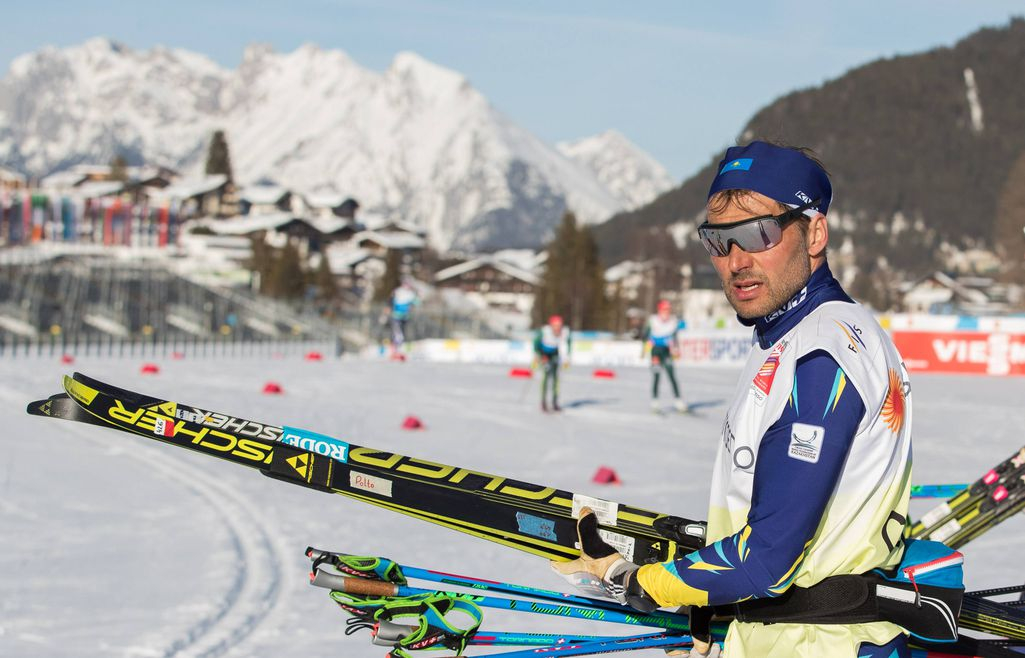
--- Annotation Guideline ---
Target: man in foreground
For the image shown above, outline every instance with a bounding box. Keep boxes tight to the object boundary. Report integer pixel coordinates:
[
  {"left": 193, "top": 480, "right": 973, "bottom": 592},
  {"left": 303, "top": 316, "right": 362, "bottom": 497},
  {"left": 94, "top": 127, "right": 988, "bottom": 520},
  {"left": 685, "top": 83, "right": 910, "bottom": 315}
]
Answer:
[{"left": 555, "top": 142, "right": 915, "bottom": 657}]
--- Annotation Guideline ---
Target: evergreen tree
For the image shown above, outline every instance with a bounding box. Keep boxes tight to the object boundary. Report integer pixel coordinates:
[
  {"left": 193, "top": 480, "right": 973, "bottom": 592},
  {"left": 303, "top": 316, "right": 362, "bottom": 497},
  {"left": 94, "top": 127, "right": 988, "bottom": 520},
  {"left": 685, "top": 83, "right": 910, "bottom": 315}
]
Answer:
[
  {"left": 109, "top": 154, "right": 128, "bottom": 182},
  {"left": 247, "top": 235, "right": 274, "bottom": 295},
  {"left": 532, "top": 211, "right": 611, "bottom": 330},
  {"left": 267, "top": 241, "right": 306, "bottom": 299},
  {"left": 205, "top": 130, "right": 234, "bottom": 182},
  {"left": 994, "top": 149, "right": 1025, "bottom": 287},
  {"left": 314, "top": 254, "right": 339, "bottom": 303}
]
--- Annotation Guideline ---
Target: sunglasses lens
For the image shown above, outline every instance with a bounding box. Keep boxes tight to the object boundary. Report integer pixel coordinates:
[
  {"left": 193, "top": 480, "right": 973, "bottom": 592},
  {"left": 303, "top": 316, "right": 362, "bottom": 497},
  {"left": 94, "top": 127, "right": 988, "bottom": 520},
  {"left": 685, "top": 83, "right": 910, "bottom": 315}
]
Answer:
[{"left": 699, "top": 218, "right": 784, "bottom": 256}]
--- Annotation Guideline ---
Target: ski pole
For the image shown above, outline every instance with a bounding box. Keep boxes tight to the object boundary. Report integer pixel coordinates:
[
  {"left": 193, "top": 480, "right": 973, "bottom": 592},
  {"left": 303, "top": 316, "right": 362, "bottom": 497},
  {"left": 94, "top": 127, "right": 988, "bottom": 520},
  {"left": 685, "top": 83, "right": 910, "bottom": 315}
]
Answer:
[
  {"left": 474, "top": 632, "right": 694, "bottom": 657},
  {"left": 308, "top": 547, "right": 661, "bottom": 616},
  {"left": 311, "top": 568, "right": 692, "bottom": 631},
  {"left": 911, "top": 483, "right": 968, "bottom": 499},
  {"left": 370, "top": 620, "right": 623, "bottom": 647}
]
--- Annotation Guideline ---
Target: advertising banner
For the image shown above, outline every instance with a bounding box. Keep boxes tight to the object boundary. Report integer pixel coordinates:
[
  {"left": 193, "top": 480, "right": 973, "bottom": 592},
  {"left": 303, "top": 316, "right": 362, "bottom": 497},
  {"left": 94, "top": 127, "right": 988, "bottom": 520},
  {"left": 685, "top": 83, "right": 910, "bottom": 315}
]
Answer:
[
  {"left": 892, "top": 331, "right": 1025, "bottom": 376},
  {"left": 408, "top": 332, "right": 753, "bottom": 368}
]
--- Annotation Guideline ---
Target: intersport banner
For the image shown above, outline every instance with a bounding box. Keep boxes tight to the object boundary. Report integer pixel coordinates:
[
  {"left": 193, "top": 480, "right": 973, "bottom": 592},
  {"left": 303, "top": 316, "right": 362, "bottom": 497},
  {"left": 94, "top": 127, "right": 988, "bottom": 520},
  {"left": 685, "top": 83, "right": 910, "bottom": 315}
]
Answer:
[{"left": 892, "top": 331, "right": 1025, "bottom": 376}]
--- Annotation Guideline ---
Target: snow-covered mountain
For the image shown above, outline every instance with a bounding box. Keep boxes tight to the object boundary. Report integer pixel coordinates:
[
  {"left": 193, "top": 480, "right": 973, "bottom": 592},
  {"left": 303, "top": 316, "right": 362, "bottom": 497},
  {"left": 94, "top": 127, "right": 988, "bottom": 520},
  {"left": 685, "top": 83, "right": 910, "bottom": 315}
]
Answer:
[
  {"left": 0, "top": 39, "right": 674, "bottom": 251},
  {"left": 557, "top": 130, "right": 675, "bottom": 210}
]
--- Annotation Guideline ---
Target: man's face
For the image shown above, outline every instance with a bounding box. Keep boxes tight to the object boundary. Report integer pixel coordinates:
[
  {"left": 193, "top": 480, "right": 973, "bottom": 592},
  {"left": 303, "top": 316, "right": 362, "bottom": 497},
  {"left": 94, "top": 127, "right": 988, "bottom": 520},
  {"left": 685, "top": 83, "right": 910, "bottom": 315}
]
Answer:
[{"left": 706, "top": 191, "right": 812, "bottom": 320}]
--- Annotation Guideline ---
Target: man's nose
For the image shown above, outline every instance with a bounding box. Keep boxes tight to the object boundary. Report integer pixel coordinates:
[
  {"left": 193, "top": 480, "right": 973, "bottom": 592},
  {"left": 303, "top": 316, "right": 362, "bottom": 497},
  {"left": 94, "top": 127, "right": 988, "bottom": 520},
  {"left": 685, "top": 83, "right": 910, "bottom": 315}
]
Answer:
[{"left": 726, "top": 242, "right": 753, "bottom": 272}]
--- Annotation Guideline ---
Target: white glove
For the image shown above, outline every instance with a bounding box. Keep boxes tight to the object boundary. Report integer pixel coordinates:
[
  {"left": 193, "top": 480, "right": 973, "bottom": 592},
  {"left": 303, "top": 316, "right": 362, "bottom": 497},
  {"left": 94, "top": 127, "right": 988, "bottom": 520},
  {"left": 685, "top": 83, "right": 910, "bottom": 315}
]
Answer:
[{"left": 550, "top": 508, "right": 657, "bottom": 611}]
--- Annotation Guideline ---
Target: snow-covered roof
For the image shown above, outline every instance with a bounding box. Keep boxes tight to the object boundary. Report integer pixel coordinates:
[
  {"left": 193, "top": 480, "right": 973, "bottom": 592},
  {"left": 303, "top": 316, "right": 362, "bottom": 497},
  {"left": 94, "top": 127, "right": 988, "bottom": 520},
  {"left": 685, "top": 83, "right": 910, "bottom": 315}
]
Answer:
[
  {"left": 311, "top": 216, "right": 359, "bottom": 235},
  {"left": 902, "top": 271, "right": 990, "bottom": 305},
  {"left": 488, "top": 249, "right": 542, "bottom": 272},
  {"left": 240, "top": 184, "right": 289, "bottom": 205},
  {"left": 362, "top": 215, "right": 423, "bottom": 235},
  {"left": 150, "top": 174, "right": 228, "bottom": 202},
  {"left": 354, "top": 230, "right": 426, "bottom": 250},
  {"left": 435, "top": 256, "right": 539, "bottom": 286},
  {"left": 39, "top": 170, "right": 89, "bottom": 189},
  {"left": 304, "top": 191, "right": 346, "bottom": 208},
  {"left": 74, "top": 180, "right": 125, "bottom": 198},
  {"left": 604, "top": 259, "right": 649, "bottom": 283},
  {"left": 126, "top": 165, "right": 178, "bottom": 182},
  {"left": 325, "top": 247, "right": 378, "bottom": 274},
  {"left": 191, "top": 212, "right": 298, "bottom": 236}
]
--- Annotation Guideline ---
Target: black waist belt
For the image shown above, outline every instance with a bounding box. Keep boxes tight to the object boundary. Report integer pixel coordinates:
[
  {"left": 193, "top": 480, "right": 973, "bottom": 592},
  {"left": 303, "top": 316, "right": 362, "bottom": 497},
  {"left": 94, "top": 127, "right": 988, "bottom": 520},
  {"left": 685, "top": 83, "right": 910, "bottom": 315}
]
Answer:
[{"left": 714, "top": 573, "right": 963, "bottom": 643}]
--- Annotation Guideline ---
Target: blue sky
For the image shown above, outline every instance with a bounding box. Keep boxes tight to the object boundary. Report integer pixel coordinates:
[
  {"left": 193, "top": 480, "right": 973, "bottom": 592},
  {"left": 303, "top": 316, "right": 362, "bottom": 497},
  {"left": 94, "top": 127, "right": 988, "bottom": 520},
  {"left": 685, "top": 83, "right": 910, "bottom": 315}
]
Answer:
[{"left": 3, "top": 1, "right": 1022, "bottom": 181}]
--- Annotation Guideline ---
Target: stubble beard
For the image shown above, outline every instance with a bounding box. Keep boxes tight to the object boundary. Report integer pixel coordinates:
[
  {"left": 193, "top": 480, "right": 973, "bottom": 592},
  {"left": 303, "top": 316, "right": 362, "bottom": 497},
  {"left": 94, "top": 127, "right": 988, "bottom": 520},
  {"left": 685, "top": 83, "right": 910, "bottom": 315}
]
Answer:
[{"left": 726, "top": 256, "right": 812, "bottom": 321}]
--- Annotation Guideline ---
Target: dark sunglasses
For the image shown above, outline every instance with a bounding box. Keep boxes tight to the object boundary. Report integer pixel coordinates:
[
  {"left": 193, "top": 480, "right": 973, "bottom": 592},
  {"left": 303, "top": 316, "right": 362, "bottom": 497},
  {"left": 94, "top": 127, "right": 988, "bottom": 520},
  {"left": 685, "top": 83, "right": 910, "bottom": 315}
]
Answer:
[{"left": 697, "top": 199, "right": 820, "bottom": 257}]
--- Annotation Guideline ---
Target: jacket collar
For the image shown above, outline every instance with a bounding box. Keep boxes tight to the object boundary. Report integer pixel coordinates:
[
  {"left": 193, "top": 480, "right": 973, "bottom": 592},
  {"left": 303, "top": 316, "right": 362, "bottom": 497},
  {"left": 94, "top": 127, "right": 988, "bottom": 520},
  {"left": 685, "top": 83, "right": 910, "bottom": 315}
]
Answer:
[{"left": 738, "top": 262, "right": 853, "bottom": 349}]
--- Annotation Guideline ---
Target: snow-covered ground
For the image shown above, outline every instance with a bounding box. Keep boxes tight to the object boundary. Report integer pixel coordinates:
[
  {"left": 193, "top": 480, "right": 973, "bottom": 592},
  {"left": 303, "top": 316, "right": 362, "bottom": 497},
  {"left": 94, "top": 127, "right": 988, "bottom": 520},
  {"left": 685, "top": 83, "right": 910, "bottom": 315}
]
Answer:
[{"left": 1, "top": 355, "right": 1024, "bottom": 657}]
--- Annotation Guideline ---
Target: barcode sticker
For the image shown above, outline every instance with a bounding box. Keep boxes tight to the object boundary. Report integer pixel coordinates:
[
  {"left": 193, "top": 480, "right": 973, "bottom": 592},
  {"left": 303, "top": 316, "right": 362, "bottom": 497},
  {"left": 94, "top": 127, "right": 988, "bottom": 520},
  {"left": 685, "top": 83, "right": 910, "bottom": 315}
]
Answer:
[
  {"left": 595, "top": 530, "right": 635, "bottom": 562},
  {"left": 175, "top": 408, "right": 204, "bottom": 423},
  {"left": 572, "top": 494, "right": 619, "bottom": 527}
]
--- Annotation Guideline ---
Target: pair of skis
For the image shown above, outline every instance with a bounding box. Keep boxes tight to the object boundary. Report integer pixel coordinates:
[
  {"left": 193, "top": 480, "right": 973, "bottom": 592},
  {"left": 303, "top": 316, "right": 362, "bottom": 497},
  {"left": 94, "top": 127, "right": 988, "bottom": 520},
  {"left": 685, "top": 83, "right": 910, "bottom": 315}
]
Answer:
[
  {"left": 29, "top": 372, "right": 707, "bottom": 567},
  {"left": 909, "top": 446, "right": 1025, "bottom": 548}
]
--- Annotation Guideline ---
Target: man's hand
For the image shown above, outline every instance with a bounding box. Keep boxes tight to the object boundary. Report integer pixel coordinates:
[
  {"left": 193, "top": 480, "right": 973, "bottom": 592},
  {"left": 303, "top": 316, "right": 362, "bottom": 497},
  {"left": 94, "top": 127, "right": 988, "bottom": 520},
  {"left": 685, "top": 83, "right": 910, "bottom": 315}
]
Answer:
[
  {"left": 550, "top": 508, "right": 657, "bottom": 611},
  {"left": 667, "top": 606, "right": 720, "bottom": 657}
]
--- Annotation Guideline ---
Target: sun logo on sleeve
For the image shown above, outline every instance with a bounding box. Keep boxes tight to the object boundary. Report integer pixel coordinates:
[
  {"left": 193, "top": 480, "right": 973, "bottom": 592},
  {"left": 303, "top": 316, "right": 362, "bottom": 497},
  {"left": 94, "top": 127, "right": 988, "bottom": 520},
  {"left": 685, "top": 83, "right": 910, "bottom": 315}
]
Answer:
[{"left": 882, "top": 368, "right": 906, "bottom": 434}]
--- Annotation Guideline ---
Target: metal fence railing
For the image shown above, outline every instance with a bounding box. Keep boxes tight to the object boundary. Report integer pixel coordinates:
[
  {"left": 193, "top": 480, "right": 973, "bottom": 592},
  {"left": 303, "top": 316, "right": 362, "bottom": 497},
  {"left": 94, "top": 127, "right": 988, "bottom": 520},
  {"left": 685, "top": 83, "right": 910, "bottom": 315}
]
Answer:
[{"left": 0, "top": 334, "right": 343, "bottom": 360}]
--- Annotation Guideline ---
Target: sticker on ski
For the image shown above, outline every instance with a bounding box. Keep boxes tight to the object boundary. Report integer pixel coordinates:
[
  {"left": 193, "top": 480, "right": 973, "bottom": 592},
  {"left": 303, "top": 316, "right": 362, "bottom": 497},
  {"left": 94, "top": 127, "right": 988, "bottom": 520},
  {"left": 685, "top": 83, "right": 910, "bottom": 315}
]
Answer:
[{"left": 572, "top": 494, "right": 619, "bottom": 527}]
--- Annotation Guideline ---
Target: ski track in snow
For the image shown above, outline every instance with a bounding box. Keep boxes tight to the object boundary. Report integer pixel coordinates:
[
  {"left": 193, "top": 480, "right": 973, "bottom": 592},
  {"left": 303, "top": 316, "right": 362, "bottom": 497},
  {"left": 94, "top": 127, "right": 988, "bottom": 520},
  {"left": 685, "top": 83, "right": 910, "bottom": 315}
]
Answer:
[
  {"left": 119, "top": 440, "right": 286, "bottom": 658},
  {"left": 2, "top": 381, "right": 287, "bottom": 658}
]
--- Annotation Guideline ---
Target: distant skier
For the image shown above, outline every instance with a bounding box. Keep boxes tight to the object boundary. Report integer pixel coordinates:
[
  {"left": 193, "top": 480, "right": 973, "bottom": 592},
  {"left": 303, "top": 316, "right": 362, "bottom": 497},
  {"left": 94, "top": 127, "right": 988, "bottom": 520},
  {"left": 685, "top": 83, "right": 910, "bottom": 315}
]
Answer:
[
  {"left": 533, "top": 315, "right": 571, "bottom": 412},
  {"left": 389, "top": 279, "right": 419, "bottom": 357},
  {"left": 642, "top": 299, "right": 687, "bottom": 413}
]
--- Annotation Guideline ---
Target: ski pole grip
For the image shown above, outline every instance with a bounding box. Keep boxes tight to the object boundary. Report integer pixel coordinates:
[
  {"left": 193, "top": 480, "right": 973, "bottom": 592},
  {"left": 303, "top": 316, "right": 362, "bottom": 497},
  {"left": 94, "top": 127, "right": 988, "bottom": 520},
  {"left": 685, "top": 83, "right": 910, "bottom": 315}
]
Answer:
[
  {"left": 310, "top": 568, "right": 399, "bottom": 596},
  {"left": 306, "top": 546, "right": 332, "bottom": 561}
]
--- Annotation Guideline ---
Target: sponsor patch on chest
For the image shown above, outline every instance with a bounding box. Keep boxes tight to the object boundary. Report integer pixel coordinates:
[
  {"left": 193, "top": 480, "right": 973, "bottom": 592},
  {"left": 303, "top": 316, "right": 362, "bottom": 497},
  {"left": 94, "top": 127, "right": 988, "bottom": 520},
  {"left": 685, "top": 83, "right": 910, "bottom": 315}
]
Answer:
[
  {"left": 788, "top": 423, "right": 825, "bottom": 463},
  {"left": 751, "top": 339, "right": 789, "bottom": 405}
]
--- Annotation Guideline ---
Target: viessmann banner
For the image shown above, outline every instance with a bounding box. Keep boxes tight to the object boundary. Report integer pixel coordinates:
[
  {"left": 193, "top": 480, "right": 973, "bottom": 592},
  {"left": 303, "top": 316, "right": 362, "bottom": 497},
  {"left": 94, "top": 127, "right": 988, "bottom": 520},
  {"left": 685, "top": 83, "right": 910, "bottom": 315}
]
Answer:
[{"left": 892, "top": 331, "right": 1025, "bottom": 376}]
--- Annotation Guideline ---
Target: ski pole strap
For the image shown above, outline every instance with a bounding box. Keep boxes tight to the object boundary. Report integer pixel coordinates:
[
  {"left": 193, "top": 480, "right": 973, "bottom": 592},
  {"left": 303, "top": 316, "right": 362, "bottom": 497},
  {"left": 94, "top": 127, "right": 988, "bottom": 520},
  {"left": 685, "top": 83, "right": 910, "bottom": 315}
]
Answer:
[
  {"left": 721, "top": 540, "right": 964, "bottom": 644},
  {"left": 327, "top": 554, "right": 407, "bottom": 585},
  {"left": 371, "top": 593, "right": 483, "bottom": 657},
  {"left": 330, "top": 589, "right": 399, "bottom": 619}
]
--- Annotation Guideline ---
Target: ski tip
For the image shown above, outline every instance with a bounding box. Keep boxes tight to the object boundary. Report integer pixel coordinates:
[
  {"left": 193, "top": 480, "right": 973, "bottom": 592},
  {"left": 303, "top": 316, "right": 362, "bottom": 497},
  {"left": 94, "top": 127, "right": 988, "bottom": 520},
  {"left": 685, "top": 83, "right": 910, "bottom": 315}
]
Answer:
[{"left": 26, "top": 398, "right": 50, "bottom": 416}]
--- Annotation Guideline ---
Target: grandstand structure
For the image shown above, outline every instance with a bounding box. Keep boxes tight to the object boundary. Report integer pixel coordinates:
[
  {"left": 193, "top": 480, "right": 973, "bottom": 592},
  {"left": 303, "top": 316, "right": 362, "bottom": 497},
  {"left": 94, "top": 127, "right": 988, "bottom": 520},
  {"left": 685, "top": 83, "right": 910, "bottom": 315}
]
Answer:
[{"left": 0, "top": 249, "right": 505, "bottom": 356}]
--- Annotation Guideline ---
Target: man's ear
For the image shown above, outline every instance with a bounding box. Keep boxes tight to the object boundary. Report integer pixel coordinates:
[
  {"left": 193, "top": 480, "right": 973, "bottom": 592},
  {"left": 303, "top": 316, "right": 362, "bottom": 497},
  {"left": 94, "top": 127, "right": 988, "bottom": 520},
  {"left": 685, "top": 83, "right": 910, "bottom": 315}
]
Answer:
[{"left": 807, "top": 214, "right": 829, "bottom": 257}]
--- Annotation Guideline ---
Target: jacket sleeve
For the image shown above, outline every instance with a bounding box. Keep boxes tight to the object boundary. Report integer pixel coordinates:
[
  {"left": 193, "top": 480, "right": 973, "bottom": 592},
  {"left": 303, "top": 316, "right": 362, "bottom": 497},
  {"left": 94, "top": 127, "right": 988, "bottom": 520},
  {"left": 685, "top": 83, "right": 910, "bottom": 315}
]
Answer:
[{"left": 636, "top": 349, "right": 866, "bottom": 607}]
